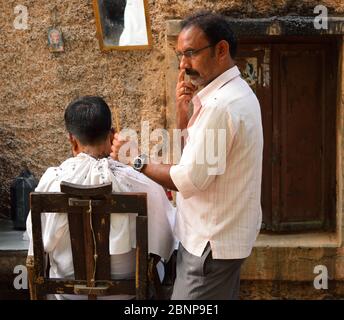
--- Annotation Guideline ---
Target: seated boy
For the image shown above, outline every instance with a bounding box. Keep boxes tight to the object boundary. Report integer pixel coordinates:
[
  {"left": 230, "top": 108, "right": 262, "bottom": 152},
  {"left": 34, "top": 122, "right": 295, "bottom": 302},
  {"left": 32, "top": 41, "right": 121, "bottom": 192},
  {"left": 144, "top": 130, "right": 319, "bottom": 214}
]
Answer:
[{"left": 26, "top": 96, "right": 176, "bottom": 299}]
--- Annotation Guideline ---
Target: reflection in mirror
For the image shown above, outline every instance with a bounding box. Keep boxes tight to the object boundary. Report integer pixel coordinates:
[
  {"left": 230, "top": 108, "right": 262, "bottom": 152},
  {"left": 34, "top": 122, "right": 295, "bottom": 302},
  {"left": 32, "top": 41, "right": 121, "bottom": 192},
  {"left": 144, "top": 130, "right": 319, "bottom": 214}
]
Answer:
[
  {"left": 99, "top": 0, "right": 126, "bottom": 45},
  {"left": 93, "top": 0, "right": 152, "bottom": 51}
]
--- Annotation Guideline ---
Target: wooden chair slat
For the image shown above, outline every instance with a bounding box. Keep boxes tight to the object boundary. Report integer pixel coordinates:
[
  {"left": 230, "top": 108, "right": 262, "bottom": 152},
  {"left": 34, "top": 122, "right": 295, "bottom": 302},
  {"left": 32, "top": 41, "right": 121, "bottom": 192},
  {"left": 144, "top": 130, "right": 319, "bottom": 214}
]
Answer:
[{"left": 27, "top": 181, "right": 149, "bottom": 300}]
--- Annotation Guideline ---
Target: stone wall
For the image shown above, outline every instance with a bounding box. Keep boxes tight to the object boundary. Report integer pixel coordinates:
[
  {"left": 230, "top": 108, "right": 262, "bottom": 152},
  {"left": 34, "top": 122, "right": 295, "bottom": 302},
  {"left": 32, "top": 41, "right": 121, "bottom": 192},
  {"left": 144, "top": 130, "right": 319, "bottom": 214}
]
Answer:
[{"left": 0, "top": 0, "right": 343, "bottom": 215}]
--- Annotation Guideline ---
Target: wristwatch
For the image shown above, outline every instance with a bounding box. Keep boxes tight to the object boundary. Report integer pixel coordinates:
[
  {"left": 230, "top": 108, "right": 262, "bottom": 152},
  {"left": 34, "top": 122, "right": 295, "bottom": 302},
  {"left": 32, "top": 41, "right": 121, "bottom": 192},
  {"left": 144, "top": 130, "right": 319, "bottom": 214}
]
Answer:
[{"left": 133, "top": 154, "right": 148, "bottom": 172}]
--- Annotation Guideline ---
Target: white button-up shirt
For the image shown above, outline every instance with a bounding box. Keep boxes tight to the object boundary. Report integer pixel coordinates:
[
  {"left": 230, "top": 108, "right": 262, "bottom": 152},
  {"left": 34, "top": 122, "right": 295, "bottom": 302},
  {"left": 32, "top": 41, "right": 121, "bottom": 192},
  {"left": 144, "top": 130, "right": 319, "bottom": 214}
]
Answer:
[{"left": 170, "top": 66, "right": 263, "bottom": 259}]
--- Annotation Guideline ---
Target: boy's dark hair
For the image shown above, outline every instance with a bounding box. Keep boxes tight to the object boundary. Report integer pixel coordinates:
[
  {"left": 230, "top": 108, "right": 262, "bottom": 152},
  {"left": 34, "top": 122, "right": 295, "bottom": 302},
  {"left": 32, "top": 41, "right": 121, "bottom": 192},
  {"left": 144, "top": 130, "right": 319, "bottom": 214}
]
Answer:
[
  {"left": 64, "top": 96, "right": 112, "bottom": 146},
  {"left": 181, "top": 11, "right": 237, "bottom": 58}
]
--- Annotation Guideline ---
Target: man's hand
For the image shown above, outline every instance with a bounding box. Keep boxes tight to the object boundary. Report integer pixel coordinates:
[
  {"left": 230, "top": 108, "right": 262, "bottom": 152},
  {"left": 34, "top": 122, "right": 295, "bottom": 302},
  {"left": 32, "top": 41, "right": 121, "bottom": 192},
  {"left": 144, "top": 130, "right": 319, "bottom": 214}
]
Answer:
[
  {"left": 176, "top": 69, "right": 197, "bottom": 130},
  {"left": 110, "top": 133, "right": 130, "bottom": 162},
  {"left": 110, "top": 132, "right": 177, "bottom": 191}
]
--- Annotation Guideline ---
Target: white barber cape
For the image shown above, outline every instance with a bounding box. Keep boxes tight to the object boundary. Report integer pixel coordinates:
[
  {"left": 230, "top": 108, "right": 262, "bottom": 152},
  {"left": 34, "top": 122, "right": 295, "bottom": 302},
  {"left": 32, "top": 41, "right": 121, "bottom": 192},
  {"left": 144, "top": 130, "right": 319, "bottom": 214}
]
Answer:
[
  {"left": 119, "top": 0, "right": 148, "bottom": 46},
  {"left": 26, "top": 153, "right": 177, "bottom": 281}
]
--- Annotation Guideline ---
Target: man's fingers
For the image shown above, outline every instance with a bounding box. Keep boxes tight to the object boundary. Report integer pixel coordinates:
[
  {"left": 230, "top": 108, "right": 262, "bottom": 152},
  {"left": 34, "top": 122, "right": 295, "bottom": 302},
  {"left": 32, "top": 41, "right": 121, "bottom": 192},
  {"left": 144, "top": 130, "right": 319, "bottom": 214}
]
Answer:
[
  {"left": 176, "top": 69, "right": 197, "bottom": 107},
  {"left": 177, "top": 84, "right": 198, "bottom": 98},
  {"left": 114, "top": 132, "right": 129, "bottom": 142},
  {"left": 110, "top": 135, "right": 128, "bottom": 161},
  {"left": 110, "top": 152, "right": 118, "bottom": 161},
  {"left": 177, "top": 80, "right": 197, "bottom": 97},
  {"left": 111, "top": 142, "right": 119, "bottom": 152},
  {"left": 187, "top": 82, "right": 197, "bottom": 90},
  {"left": 177, "top": 82, "right": 197, "bottom": 95},
  {"left": 178, "top": 81, "right": 196, "bottom": 90},
  {"left": 178, "top": 69, "right": 185, "bottom": 83},
  {"left": 112, "top": 133, "right": 129, "bottom": 144}
]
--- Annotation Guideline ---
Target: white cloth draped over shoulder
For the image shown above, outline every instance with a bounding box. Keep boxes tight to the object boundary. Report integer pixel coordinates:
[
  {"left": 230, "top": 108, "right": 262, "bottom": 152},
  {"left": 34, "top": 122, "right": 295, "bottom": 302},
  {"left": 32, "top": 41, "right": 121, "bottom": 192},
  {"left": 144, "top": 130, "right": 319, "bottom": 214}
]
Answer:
[
  {"left": 26, "top": 153, "right": 177, "bottom": 280},
  {"left": 119, "top": 0, "right": 149, "bottom": 46}
]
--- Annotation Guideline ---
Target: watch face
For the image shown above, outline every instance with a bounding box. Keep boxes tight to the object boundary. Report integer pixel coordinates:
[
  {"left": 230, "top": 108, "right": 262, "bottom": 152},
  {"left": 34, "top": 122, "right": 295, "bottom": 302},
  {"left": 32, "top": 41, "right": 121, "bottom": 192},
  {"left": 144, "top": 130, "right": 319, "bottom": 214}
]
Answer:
[
  {"left": 134, "top": 157, "right": 143, "bottom": 170},
  {"left": 133, "top": 154, "right": 147, "bottom": 171}
]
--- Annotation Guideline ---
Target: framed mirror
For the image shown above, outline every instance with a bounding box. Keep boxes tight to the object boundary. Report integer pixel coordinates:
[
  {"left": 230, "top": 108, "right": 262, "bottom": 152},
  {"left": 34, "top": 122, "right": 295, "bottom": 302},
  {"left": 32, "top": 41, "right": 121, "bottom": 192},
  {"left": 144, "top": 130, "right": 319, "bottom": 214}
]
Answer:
[{"left": 93, "top": 0, "right": 153, "bottom": 51}]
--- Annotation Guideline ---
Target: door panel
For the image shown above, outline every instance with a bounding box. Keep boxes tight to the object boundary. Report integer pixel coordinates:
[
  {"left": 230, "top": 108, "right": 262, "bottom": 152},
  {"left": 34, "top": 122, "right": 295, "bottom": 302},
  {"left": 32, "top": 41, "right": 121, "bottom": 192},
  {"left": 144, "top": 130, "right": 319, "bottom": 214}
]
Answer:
[
  {"left": 274, "top": 44, "right": 325, "bottom": 230},
  {"left": 236, "top": 39, "right": 337, "bottom": 232}
]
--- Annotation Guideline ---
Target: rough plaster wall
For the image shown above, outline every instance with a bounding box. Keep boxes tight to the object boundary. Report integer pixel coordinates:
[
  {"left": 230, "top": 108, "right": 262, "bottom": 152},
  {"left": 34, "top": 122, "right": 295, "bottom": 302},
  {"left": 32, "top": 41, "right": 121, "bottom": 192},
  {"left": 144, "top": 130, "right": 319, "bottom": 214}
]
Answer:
[{"left": 0, "top": 0, "right": 344, "bottom": 217}]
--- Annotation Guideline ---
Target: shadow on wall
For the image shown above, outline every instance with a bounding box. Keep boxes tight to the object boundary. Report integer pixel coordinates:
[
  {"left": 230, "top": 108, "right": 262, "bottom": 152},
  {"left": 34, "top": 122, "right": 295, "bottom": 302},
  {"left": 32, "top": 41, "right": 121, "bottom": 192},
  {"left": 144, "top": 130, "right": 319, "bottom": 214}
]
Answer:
[{"left": 0, "top": 127, "right": 25, "bottom": 219}]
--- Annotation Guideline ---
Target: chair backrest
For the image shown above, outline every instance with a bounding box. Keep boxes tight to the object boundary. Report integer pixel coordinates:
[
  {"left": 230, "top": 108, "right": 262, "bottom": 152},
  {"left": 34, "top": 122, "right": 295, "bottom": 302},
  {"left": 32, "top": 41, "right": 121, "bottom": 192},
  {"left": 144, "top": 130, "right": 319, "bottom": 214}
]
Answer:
[{"left": 26, "top": 181, "right": 148, "bottom": 300}]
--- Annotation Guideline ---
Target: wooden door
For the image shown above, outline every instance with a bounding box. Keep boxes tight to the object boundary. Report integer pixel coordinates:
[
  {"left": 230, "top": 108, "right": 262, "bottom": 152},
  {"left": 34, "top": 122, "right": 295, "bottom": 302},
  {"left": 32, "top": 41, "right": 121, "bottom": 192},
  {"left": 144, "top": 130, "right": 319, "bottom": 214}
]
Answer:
[{"left": 236, "top": 38, "right": 337, "bottom": 232}]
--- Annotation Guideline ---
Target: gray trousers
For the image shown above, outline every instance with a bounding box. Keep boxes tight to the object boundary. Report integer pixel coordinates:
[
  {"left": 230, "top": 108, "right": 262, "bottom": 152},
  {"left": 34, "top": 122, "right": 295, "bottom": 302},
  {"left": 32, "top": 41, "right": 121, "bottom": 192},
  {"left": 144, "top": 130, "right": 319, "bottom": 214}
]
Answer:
[{"left": 171, "top": 242, "right": 244, "bottom": 300}]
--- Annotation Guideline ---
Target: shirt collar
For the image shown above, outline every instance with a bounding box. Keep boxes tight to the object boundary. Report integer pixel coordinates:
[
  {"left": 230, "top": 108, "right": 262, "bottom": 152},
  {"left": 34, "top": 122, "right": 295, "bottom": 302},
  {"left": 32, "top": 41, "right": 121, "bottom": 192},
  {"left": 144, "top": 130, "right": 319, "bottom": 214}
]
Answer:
[
  {"left": 77, "top": 152, "right": 109, "bottom": 161},
  {"left": 193, "top": 65, "right": 241, "bottom": 106}
]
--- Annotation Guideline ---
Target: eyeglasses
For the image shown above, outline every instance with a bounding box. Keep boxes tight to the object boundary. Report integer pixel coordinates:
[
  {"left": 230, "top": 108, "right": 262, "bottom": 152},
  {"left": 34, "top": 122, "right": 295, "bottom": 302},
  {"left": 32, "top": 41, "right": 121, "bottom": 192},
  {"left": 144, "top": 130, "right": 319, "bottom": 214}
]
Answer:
[{"left": 175, "top": 44, "right": 214, "bottom": 62}]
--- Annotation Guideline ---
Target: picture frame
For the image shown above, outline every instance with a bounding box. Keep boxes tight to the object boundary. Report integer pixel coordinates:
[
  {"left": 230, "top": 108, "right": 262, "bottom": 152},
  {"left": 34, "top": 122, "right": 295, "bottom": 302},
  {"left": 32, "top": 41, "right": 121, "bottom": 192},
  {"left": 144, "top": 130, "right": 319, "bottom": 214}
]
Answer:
[
  {"left": 47, "top": 27, "right": 64, "bottom": 53},
  {"left": 93, "top": 0, "right": 153, "bottom": 51}
]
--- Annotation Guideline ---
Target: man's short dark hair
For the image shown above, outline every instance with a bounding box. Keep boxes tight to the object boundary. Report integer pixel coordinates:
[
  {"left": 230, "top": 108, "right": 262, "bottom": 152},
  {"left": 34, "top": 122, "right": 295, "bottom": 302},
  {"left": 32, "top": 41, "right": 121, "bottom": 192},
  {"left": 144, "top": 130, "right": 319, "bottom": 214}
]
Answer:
[
  {"left": 64, "top": 96, "right": 112, "bottom": 146},
  {"left": 181, "top": 11, "right": 237, "bottom": 58}
]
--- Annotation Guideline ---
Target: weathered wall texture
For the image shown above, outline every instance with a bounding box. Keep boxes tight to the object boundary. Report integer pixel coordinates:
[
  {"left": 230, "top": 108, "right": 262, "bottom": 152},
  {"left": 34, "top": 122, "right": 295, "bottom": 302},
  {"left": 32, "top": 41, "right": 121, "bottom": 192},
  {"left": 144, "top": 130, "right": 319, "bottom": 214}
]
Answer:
[
  {"left": 1, "top": 0, "right": 344, "bottom": 299},
  {"left": 0, "top": 0, "right": 343, "bottom": 215}
]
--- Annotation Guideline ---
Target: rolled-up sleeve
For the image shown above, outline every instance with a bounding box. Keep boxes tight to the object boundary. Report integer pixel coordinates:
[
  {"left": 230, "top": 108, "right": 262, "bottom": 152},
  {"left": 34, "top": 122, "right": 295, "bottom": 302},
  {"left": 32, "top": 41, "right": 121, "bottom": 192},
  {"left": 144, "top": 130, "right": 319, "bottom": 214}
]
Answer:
[{"left": 170, "top": 164, "right": 199, "bottom": 199}]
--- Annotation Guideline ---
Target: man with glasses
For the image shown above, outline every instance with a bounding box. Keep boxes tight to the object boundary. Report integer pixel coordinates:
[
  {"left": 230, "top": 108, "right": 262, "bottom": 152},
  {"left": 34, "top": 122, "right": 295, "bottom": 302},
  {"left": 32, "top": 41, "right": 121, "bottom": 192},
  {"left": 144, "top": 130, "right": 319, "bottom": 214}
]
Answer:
[{"left": 111, "top": 11, "right": 263, "bottom": 300}]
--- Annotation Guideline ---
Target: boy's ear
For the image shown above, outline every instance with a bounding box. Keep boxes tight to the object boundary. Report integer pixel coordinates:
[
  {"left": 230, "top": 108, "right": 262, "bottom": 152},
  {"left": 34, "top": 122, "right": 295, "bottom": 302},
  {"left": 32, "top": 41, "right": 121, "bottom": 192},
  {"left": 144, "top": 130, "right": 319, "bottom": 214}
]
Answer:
[
  {"left": 110, "top": 128, "right": 115, "bottom": 141},
  {"left": 68, "top": 133, "right": 79, "bottom": 155}
]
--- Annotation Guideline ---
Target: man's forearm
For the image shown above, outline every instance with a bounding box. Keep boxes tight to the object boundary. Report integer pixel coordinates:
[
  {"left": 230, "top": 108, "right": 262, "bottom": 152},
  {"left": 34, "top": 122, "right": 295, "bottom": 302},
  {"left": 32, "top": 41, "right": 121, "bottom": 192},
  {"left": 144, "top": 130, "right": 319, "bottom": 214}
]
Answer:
[{"left": 142, "top": 164, "right": 178, "bottom": 191}]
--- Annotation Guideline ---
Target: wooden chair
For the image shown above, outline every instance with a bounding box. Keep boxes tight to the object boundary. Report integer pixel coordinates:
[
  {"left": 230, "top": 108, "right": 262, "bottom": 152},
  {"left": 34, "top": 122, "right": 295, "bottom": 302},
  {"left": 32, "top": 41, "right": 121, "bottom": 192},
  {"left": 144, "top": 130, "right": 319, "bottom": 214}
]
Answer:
[{"left": 26, "top": 181, "right": 150, "bottom": 300}]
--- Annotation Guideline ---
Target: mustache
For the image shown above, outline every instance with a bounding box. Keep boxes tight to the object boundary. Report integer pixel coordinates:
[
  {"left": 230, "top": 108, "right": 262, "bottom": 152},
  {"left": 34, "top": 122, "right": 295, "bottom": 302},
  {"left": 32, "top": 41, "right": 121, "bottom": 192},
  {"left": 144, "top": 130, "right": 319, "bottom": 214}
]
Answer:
[{"left": 185, "top": 68, "right": 199, "bottom": 76}]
